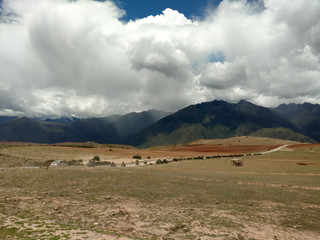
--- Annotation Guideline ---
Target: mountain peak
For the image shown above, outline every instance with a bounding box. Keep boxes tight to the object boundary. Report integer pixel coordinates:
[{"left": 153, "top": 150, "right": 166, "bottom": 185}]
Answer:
[
  {"left": 0, "top": 100, "right": 318, "bottom": 145},
  {"left": 124, "top": 100, "right": 305, "bottom": 147}
]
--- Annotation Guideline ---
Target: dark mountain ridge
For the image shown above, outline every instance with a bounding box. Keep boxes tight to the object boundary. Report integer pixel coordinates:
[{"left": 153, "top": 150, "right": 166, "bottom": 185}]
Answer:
[
  {"left": 0, "top": 100, "right": 319, "bottom": 146},
  {"left": 0, "top": 110, "right": 169, "bottom": 144},
  {"left": 274, "top": 102, "right": 320, "bottom": 141},
  {"left": 0, "top": 117, "right": 71, "bottom": 143},
  {"left": 123, "top": 100, "right": 307, "bottom": 147}
]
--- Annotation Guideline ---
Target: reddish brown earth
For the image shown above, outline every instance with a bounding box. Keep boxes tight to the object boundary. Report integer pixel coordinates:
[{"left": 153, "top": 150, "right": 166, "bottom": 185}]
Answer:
[
  {"left": 288, "top": 143, "right": 320, "bottom": 149},
  {"left": 170, "top": 144, "right": 278, "bottom": 154}
]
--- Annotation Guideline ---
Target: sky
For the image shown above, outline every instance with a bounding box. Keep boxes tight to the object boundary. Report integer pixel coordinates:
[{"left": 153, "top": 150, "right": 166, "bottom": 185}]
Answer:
[
  {"left": 0, "top": 0, "right": 320, "bottom": 118},
  {"left": 116, "top": 0, "right": 222, "bottom": 21}
]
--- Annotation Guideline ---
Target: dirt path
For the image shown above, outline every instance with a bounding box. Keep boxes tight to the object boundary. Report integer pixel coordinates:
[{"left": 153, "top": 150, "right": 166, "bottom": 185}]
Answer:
[{"left": 260, "top": 144, "right": 289, "bottom": 154}]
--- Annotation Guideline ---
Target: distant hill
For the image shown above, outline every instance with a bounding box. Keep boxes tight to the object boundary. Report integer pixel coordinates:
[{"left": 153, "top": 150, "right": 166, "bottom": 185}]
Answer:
[
  {"left": 123, "top": 100, "right": 311, "bottom": 147},
  {"left": 42, "top": 117, "right": 81, "bottom": 124},
  {"left": 0, "top": 117, "right": 71, "bottom": 143},
  {"left": 0, "top": 116, "right": 17, "bottom": 123},
  {"left": 69, "top": 109, "right": 170, "bottom": 142},
  {"left": 250, "top": 127, "right": 316, "bottom": 143},
  {"left": 274, "top": 103, "right": 320, "bottom": 142},
  {"left": 0, "top": 110, "right": 170, "bottom": 144}
]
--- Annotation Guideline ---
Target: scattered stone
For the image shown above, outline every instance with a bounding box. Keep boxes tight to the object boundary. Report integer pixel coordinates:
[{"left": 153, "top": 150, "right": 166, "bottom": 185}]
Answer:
[
  {"left": 76, "top": 189, "right": 82, "bottom": 194},
  {"left": 105, "top": 195, "right": 112, "bottom": 200},
  {"left": 118, "top": 209, "right": 129, "bottom": 215},
  {"left": 53, "top": 206, "right": 60, "bottom": 211},
  {"left": 248, "top": 202, "right": 253, "bottom": 207},
  {"left": 216, "top": 201, "right": 219, "bottom": 204},
  {"left": 183, "top": 226, "right": 189, "bottom": 232},
  {"left": 37, "top": 196, "right": 42, "bottom": 200},
  {"left": 93, "top": 222, "right": 99, "bottom": 226}
]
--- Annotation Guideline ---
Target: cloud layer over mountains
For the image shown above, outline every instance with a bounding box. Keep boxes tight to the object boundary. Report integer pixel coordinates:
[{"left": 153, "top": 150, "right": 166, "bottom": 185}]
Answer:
[{"left": 0, "top": 0, "right": 319, "bottom": 117}]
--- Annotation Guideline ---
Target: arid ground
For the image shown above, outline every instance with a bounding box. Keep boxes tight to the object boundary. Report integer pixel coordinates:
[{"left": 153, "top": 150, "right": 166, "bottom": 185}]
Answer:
[{"left": 0, "top": 136, "right": 319, "bottom": 239}]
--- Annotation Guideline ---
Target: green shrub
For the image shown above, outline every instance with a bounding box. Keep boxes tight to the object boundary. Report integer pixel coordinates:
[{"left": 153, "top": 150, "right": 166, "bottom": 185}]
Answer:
[
  {"left": 156, "top": 159, "right": 163, "bottom": 164},
  {"left": 156, "top": 159, "right": 169, "bottom": 164},
  {"left": 67, "top": 159, "right": 83, "bottom": 166}
]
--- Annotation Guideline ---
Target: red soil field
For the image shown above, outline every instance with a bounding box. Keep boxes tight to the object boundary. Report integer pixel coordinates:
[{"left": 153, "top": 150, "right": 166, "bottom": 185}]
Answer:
[
  {"left": 287, "top": 143, "right": 320, "bottom": 149},
  {"left": 170, "top": 144, "right": 279, "bottom": 154}
]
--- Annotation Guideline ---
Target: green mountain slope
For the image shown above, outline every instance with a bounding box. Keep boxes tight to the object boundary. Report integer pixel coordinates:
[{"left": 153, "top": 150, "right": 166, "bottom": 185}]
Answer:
[
  {"left": 250, "top": 127, "right": 316, "bottom": 143},
  {"left": 124, "top": 100, "right": 310, "bottom": 147},
  {"left": 274, "top": 103, "right": 320, "bottom": 142}
]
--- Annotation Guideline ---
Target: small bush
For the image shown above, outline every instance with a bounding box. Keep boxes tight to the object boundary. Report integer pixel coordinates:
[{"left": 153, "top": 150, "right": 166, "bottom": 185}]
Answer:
[
  {"left": 67, "top": 159, "right": 83, "bottom": 166},
  {"left": 92, "top": 156, "right": 100, "bottom": 161},
  {"left": 43, "top": 160, "right": 54, "bottom": 168},
  {"left": 95, "top": 161, "right": 111, "bottom": 166},
  {"left": 156, "top": 159, "right": 169, "bottom": 164},
  {"left": 133, "top": 155, "right": 142, "bottom": 160},
  {"left": 156, "top": 159, "right": 163, "bottom": 164}
]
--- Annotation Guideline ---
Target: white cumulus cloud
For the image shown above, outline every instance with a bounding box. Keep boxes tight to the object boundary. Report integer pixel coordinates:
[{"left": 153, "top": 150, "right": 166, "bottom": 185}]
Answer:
[{"left": 0, "top": 0, "right": 319, "bottom": 117}]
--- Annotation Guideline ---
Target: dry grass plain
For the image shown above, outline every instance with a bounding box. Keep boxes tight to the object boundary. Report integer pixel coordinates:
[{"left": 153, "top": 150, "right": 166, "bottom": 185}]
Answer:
[{"left": 0, "top": 136, "right": 319, "bottom": 239}]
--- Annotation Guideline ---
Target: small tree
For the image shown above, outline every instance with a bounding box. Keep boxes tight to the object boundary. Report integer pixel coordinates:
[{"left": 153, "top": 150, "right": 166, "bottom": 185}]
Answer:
[{"left": 92, "top": 155, "right": 100, "bottom": 161}]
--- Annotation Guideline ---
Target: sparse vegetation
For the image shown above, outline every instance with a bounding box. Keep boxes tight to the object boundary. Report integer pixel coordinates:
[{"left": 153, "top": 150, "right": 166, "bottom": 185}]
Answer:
[
  {"left": 92, "top": 155, "right": 100, "bottom": 161},
  {"left": 156, "top": 159, "right": 169, "bottom": 164},
  {"left": 67, "top": 159, "right": 83, "bottom": 166},
  {"left": 0, "top": 137, "right": 319, "bottom": 239}
]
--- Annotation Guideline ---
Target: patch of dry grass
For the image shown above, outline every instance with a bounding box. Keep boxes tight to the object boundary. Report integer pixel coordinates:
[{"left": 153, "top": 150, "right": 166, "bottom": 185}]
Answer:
[{"left": 0, "top": 140, "right": 319, "bottom": 239}]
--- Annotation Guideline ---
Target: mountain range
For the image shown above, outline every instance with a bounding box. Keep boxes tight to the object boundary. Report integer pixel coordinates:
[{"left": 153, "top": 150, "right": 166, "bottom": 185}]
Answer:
[
  {"left": 122, "top": 100, "right": 315, "bottom": 147},
  {"left": 0, "top": 109, "right": 169, "bottom": 144},
  {"left": 0, "top": 100, "right": 319, "bottom": 147},
  {"left": 274, "top": 102, "right": 320, "bottom": 142}
]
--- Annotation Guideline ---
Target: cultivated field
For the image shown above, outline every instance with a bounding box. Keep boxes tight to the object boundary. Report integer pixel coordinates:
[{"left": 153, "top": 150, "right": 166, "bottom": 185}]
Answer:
[{"left": 0, "top": 136, "right": 319, "bottom": 239}]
